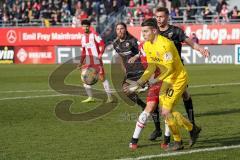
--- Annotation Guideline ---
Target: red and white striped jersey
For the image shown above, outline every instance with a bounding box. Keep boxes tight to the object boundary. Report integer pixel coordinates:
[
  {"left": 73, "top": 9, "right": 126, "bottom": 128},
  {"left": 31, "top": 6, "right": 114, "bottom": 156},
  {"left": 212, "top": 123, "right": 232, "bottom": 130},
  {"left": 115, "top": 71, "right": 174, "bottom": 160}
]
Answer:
[
  {"left": 138, "top": 41, "right": 147, "bottom": 68},
  {"left": 81, "top": 32, "right": 105, "bottom": 65}
]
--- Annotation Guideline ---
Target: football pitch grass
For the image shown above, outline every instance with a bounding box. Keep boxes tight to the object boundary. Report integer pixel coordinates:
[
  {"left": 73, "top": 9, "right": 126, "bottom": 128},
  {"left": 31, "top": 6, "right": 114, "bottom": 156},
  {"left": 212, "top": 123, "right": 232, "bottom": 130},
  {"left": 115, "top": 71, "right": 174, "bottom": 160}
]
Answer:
[{"left": 0, "top": 64, "right": 240, "bottom": 160}]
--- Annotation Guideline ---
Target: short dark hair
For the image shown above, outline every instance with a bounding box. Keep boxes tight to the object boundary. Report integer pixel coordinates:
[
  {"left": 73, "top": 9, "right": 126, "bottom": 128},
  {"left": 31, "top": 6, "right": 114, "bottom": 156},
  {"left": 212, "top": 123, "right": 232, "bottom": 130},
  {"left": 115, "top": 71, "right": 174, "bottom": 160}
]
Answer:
[
  {"left": 141, "top": 18, "right": 158, "bottom": 29},
  {"left": 115, "top": 22, "right": 127, "bottom": 30},
  {"left": 155, "top": 7, "right": 169, "bottom": 15},
  {"left": 81, "top": 19, "right": 91, "bottom": 26}
]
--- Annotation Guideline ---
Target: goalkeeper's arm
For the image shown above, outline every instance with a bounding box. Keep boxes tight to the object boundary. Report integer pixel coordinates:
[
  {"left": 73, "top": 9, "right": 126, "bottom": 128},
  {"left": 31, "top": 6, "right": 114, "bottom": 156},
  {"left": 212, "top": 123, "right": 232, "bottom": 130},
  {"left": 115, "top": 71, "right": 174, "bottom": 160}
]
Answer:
[{"left": 137, "top": 63, "right": 156, "bottom": 86}]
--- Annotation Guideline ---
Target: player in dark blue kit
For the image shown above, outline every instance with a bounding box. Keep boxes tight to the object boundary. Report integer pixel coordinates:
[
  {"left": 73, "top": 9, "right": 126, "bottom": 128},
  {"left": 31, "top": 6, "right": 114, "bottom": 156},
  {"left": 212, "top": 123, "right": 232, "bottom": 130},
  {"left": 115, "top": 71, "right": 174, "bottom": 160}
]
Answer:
[{"left": 155, "top": 7, "right": 210, "bottom": 148}]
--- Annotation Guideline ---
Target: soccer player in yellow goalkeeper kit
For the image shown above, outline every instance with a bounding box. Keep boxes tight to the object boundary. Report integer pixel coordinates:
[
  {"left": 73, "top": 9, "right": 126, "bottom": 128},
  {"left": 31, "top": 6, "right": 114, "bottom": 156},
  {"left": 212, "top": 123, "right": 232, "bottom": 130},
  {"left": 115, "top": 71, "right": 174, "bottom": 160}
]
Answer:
[{"left": 128, "top": 18, "right": 201, "bottom": 151}]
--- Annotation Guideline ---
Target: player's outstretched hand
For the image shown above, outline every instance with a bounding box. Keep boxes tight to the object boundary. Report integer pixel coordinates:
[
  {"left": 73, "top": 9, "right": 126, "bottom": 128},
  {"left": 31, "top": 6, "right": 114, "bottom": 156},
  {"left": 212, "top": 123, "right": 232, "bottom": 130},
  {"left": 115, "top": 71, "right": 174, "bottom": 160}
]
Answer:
[
  {"left": 125, "top": 79, "right": 140, "bottom": 93},
  {"left": 148, "top": 78, "right": 158, "bottom": 85},
  {"left": 199, "top": 48, "right": 210, "bottom": 58}
]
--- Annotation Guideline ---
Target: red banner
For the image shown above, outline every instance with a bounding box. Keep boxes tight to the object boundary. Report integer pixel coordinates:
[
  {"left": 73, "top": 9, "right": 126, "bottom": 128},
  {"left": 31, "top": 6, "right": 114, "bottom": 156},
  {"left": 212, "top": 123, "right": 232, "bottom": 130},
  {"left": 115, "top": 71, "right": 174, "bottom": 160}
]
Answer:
[
  {"left": 14, "top": 46, "right": 55, "bottom": 64},
  {"left": 1, "top": 24, "right": 239, "bottom": 45},
  {"left": 128, "top": 24, "right": 240, "bottom": 45},
  {"left": 0, "top": 27, "right": 94, "bottom": 46}
]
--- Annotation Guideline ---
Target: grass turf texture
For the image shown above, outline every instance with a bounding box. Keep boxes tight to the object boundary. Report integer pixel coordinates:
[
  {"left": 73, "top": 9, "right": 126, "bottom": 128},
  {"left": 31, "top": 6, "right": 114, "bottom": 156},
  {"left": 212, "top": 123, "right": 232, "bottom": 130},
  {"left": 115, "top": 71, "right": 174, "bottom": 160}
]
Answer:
[{"left": 0, "top": 64, "right": 240, "bottom": 160}]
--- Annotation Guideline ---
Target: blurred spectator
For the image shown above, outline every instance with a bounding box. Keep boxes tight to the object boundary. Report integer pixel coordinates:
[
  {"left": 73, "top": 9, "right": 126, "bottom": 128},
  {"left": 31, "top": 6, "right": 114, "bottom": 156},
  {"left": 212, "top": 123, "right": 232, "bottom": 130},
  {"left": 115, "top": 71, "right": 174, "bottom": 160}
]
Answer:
[
  {"left": 79, "top": 10, "right": 88, "bottom": 20},
  {"left": 220, "top": 4, "right": 229, "bottom": 22},
  {"left": 186, "top": 4, "right": 196, "bottom": 21},
  {"left": 21, "top": 12, "right": 29, "bottom": 23},
  {"left": 133, "top": 6, "right": 145, "bottom": 24},
  {"left": 2, "top": 12, "right": 9, "bottom": 24},
  {"left": 172, "top": 7, "right": 183, "bottom": 21},
  {"left": 144, "top": 8, "right": 153, "bottom": 19},
  {"left": 171, "top": 0, "right": 181, "bottom": 9},
  {"left": 216, "top": 0, "right": 227, "bottom": 14},
  {"left": 44, "top": 18, "right": 50, "bottom": 27},
  {"left": 157, "top": 0, "right": 166, "bottom": 7},
  {"left": 112, "top": 0, "right": 119, "bottom": 13},
  {"left": 129, "top": 0, "right": 135, "bottom": 8},
  {"left": 72, "top": 9, "right": 81, "bottom": 28},
  {"left": 61, "top": 12, "right": 69, "bottom": 24},
  {"left": 104, "top": 0, "right": 113, "bottom": 15},
  {"left": 89, "top": 11, "right": 97, "bottom": 24},
  {"left": 187, "top": 0, "right": 197, "bottom": 6},
  {"left": 92, "top": 0, "right": 101, "bottom": 15},
  {"left": 2, "top": 3, "right": 8, "bottom": 13},
  {"left": 83, "top": 1, "right": 93, "bottom": 16},
  {"left": 229, "top": 6, "right": 240, "bottom": 20},
  {"left": 170, "top": 7, "right": 176, "bottom": 18},
  {"left": 198, "top": 0, "right": 210, "bottom": 6},
  {"left": 202, "top": 6, "right": 212, "bottom": 21},
  {"left": 62, "top": 0, "right": 71, "bottom": 16},
  {"left": 20, "top": 1, "right": 26, "bottom": 14},
  {"left": 3, "top": 0, "right": 235, "bottom": 27},
  {"left": 136, "top": 0, "right": 147, "bottom": 6},
  {"left": 51, "top": 13, "right": 60, "bottom": 26}
]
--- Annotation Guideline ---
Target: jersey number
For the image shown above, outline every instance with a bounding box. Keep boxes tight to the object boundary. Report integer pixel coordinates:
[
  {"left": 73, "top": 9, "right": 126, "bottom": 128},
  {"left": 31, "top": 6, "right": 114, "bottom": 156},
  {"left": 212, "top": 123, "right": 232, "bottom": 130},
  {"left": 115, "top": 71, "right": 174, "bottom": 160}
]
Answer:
[{"left": 166, "top": 88, "right": 174, "bottom": 97}]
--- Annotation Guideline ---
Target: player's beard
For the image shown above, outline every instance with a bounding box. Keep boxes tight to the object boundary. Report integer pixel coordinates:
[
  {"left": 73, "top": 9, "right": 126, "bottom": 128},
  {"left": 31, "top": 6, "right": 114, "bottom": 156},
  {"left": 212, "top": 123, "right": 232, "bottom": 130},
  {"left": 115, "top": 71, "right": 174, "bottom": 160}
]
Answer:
[
  {"left": 118, "top": 33, "right": 126, "bottom": 40},
  {"left": 85, "top": 28, "right": 90, "bottom": 33}
]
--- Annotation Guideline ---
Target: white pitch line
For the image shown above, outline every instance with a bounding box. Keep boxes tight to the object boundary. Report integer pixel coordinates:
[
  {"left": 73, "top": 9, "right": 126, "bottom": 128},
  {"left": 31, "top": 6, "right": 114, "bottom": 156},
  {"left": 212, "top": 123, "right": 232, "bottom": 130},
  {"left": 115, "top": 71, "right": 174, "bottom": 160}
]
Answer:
[
  {"left": 0, "top": 94, "right": 73, "bottom": 101},
  {"left": 0, "top": 82, "right": 240, "bottom": 94},
  {"left": 0, "top": 89, "right": 54, "bottom": 93},
  {"left": 118, "top": 144, "right": 240, "bottom": 160},
  {"left": 189, "top": 82, "right": 240, "bottom": 88}
]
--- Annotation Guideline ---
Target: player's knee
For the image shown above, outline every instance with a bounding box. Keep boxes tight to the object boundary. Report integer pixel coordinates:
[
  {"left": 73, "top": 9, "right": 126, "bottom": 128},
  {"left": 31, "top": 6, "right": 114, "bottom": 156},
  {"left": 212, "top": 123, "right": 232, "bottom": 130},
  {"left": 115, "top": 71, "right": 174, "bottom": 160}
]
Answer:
[
  {"left": 145, "top": 102, "right": 157, "bottom": 113},
  {"left": 161, "top": 108, "right": 171, "bottom": 118},
  {"left": 165, "top": 113, "right": 175, "bottom": 126},
  {"left": 172, "top": 111, "right": 181, "bottom": 119}
]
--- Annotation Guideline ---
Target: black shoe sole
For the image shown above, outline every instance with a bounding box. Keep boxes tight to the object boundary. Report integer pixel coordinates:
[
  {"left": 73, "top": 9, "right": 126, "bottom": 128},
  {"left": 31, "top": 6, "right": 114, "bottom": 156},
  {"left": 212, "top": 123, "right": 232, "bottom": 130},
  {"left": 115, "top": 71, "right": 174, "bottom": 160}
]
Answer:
[
  {"left": 189, "top": 127, "right": 202, "bottom": 147},
  {"left": 149, "top": 131, "right": 162, "bottom": 141}
]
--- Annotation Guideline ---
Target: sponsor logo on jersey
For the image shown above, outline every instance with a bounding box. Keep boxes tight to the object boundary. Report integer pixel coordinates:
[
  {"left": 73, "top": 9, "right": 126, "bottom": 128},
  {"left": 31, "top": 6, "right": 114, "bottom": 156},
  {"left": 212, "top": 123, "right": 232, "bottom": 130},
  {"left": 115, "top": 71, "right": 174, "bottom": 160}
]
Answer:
[
  {"left": 150, "top": 57, "right": 161, "bottom": 62},
  {"left": 168, "top": 32, "right": 173, "bottom": 38},
  {"left": 164, "top": 52, "right": 173, "bottom": 61}
]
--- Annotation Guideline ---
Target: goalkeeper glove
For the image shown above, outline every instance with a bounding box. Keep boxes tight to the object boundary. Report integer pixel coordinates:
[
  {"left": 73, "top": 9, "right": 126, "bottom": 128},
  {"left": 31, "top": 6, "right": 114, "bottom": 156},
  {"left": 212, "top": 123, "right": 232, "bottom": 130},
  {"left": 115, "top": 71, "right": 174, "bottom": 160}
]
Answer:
[{"left": 125, "top": 79, "right": 141, "bottom": 93}]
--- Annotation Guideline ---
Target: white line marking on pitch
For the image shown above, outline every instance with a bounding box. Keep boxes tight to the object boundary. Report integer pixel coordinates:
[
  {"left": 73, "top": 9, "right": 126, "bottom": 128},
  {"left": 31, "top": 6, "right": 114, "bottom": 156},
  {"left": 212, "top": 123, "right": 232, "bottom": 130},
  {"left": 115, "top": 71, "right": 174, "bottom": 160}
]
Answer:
[
  {"left": 0, "top": 89, "right": 54, "bottom": 93},
  {"left": 0, "top": 94, "right": 73, "bottom": 101},
  {"left": 0, "top": 82, "right": 240, "bottom": 94},
  {"left": 189, "top": 82, "right": 240, "bottom": 88},
  {"left": 117, "top": 144, "right": 240, "bottom": 160}
]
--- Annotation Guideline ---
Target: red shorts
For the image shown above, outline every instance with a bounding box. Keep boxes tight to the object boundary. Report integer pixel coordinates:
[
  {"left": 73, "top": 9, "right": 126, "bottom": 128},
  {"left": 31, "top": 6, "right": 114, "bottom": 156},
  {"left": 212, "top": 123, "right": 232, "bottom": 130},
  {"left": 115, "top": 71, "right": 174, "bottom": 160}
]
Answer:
[
  {"left": 146, "top": 81, "right": 162, "bottom": 103},
  {"left": 82, "top": 64, "right": 105, "bottom": 76}
]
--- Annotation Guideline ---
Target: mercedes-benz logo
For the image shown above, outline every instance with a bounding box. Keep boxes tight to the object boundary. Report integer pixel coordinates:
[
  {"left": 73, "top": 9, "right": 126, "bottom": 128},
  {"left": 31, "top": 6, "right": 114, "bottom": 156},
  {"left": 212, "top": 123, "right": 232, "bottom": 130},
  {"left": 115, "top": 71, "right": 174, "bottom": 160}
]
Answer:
[{"left": 7, "top": 30, "right": 17, "bottom": 43}]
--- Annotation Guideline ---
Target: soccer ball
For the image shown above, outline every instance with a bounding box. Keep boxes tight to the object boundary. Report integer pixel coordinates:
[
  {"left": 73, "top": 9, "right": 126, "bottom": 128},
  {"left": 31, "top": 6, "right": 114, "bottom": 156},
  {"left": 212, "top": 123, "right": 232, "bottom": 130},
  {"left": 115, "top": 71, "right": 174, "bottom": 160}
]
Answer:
[{"left": 81, "top": 67, "right": 99, "bottom": 85}]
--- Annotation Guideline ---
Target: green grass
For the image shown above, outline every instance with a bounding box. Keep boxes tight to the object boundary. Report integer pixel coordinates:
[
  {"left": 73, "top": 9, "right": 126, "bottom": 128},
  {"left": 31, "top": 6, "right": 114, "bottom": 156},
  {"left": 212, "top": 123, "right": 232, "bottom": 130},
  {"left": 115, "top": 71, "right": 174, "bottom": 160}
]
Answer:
[{"left": 0, "top": 64, "right": 240, "bottom": 160}]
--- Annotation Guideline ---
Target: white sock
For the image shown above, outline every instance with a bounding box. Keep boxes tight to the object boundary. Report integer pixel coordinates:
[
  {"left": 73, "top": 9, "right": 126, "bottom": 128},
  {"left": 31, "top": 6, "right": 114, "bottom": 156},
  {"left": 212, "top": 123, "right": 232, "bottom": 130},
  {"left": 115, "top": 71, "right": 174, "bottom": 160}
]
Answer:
[
  {"left": 165, "top": 120, "right": 171, "bottom": 137},
  {"left": 83, "top": 84, "right": 93, "bottom": 98},
  {"left": 102, "top": 79, "right": 111, "bottom": 98},
  {"left": 133, "top": 111, "right": 150, "bottom": 139}
]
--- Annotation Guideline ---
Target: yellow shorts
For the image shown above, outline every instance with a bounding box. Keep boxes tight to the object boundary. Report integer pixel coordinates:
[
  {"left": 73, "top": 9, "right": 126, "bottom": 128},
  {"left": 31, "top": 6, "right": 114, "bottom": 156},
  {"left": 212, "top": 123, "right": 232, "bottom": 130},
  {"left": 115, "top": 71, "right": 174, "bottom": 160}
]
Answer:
[{"left": 159, "top": 78, "right": 188, "bottom": 110}]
